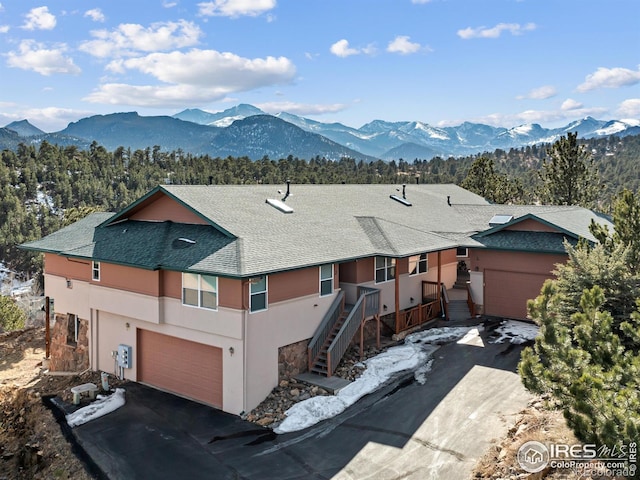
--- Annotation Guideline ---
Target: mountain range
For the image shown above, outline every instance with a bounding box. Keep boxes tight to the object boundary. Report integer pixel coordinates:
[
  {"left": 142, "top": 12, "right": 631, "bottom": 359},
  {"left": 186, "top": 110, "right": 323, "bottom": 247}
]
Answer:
[{"left": 2, "top": 104, "right": 639, "bottom": 161}]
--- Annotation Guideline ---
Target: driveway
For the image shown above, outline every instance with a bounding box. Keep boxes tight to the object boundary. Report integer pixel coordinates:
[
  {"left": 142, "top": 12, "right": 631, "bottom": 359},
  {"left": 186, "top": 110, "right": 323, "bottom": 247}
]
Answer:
[{"left": 56, "top": 323, "right": 532, "bottom": 479}]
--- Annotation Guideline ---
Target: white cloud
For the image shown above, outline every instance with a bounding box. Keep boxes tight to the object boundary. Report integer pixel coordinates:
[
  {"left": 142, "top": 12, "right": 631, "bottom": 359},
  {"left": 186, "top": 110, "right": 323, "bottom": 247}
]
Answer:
[
  {"left": 163, "top": 1, "right": 178, "bottom": 7},
  {"left": 330, "top": 39, "right": 359, "bottom": 57},
  {"left": 79, "top": 20, "right": 202, "bottom": 58},
  {"left": 6, "top": 40, "right": 81, "bottom": 76},
  {"left": 257, "top": 101, "right": 347, "bottom": 116},
  {"left": 198, "top": 0, "right": 276, "bottom": 18},
  {"left": 0, "top": 25, "right": 9, "bottom": 34},
  {"left": 330, "top": 39, "right": 376, "bottom": 58},
  {"left": 22, "top": 6, "right": 56, "bottom": 31},
  {"left": 561, "top": 98, "right": 583, "bottom": 111},
  {"left": 617, "top": 98, "right": 640, "bottom": 118},
  {"left": 387, "top": 36, "right": 424, "bottom": 55},
  {"left": 576, "top": 65, "right": 640, "bottom": 92},
  {"left": 84, "top": 8, "right": 106, "bottom": 23},
  {"left": 457, "top": 22, "right": 536, "bottom": 40},
  {"left": 411, "top": 0, "right": 432, "bottom": 3},
  {"left": 517, "top": 85, "right": 557, "bottom": 100},
  {"left": 85, "top": 49, "right": 295, "bottom": 107},
  {"left": 475, "top": 106, "right": 608, "bottom": 127}
]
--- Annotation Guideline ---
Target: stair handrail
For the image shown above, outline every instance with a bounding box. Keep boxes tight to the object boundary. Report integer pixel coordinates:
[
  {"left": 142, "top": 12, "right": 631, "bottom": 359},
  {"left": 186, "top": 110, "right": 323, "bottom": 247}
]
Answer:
[
  {"left": 441, "top": 283, "right": 450, "bottom": 320},
  {"left": 466, "top": 282, "right": 476, "bottom": 317},
  {"left": 326, "top": 288, "right": 379, "bottom": 376},
  {"left": 308, "top": 290, "right": 344, "bottom": 370}
]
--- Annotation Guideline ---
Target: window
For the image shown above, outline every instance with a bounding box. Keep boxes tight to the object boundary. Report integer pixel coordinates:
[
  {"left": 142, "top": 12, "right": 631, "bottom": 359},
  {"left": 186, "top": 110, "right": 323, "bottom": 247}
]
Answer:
[
  {"left": 320, "top": 264, "right": 333, "bottom": 296},
  {"left": 182, "top": 273, "right": 218, "bottom": 310},
  {"left": 456, "top": 247, "right": 468, "bottom": 258},
  {"left": 375, "top": 257, "right": 396, "bottom": 283},
  {"left": 92, "top": 261, "right": 100, "bottom": 281},
  {"left": 250, "top": 276, "right": 268, "bottom": 313},
  {"left": 409, "top": 253, "right": 428, "bottom": 276}
]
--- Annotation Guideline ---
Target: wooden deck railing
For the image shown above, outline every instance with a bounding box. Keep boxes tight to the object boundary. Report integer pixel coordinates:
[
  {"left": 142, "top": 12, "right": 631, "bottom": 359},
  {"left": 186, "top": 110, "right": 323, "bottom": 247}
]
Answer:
[
  {"left": 326, "top": 287, "right": 380, "bottom": 376},
  {"left": 307, "top": 291, "right": 344, "bottom": 371},
  {"left": 395, "top": 300, "right": 440, "bottom": 334}
]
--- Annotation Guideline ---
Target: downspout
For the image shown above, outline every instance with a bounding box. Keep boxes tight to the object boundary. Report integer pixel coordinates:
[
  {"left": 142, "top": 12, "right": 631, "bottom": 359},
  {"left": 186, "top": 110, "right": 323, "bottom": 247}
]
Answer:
[
  {"left": 394, "top": 258, "right": 400, "bottom": 332},
  {"left": 437, "top": 251, "right": 442, "bottom": 313},
  {"left": 242, "top": 279, "right": 248, "bottom": 415}
]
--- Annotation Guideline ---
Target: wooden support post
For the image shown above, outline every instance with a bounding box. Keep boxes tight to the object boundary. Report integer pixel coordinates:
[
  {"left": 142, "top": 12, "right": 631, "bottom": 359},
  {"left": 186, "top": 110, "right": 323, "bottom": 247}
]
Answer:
[
  {"left": 437, "top": 251, "right": 442, "bottom": 314},
  {"left": 376, "top": 314, "right": 380, "bottom": 349}
]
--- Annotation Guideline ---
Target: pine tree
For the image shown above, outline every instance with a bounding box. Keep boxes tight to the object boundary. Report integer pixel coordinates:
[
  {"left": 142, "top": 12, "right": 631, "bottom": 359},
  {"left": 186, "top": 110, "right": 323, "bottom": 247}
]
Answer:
[
  {"left": 519, "top": 241, "right": 640, "bottom": 447},
  {"left": 537, "top": 132, "right": 601, "bottom": 208}
]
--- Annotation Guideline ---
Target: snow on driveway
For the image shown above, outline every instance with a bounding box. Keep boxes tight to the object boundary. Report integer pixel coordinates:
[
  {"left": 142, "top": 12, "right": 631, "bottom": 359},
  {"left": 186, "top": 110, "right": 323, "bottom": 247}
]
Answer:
[
  {"left": 489, "top": 320, "right": 539, "bottom": 345},
  {"left": 66, "top": 388, "right": 126, "bottom": 428},
  {"left": 275, "top": 320, "right": 540, "bottom": 434},
  {"left": 275, "top": 326, "right": 473, "bottom": 434}
]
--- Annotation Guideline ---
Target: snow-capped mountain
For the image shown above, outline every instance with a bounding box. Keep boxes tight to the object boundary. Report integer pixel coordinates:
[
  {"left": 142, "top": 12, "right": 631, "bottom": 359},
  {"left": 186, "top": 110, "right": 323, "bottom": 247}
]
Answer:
[
  {"left": 2, "top": 106, "right": 638, "bottom": 161},
  {"left": 173, "top": 107, "right": 638, "bottom": 159}
]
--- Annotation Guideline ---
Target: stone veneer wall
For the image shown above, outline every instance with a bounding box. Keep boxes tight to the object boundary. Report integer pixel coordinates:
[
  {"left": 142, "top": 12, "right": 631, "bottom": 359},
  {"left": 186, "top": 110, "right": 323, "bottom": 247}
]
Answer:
[
  {"left": 278, "top": 339, "right": 309, "bottom": 380},
  {"left": 49, "top": 314, "right": 89, "bottom": 372}
]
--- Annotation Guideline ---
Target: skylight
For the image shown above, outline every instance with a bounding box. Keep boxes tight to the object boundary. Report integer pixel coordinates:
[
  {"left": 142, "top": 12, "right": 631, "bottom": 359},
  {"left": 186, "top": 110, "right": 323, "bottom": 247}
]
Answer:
[
  {"left": 489, "top": 214, "right": 513, "bottom": 226},
  {"left": 389, "top": 194, "right": 412, "bottom": 206},
  {"left": 266, "top": 198, "right": 294, "bottom": 214}
]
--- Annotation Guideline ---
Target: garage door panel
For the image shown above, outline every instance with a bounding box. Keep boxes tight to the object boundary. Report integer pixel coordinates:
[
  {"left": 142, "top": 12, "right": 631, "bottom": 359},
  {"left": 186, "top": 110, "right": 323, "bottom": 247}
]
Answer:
[
  {"left": 138, "top": 329, "right": 222, "bottom": 408},
  {"left": 485, "top": 269, "right": 548, "bottom": 320}
]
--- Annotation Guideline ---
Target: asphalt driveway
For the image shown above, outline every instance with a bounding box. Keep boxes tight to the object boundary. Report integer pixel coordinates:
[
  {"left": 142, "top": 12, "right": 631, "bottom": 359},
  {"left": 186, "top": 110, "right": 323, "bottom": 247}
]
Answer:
[{"left": 54, "top": 322, "right": 533, "bottom": 480}]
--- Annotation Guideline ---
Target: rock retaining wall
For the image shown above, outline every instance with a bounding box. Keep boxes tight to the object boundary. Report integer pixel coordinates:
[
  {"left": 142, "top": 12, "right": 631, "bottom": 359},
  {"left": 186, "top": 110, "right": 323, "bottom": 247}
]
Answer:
[{"left": 49, "top": 314, "right": 89, "bottom": 372}]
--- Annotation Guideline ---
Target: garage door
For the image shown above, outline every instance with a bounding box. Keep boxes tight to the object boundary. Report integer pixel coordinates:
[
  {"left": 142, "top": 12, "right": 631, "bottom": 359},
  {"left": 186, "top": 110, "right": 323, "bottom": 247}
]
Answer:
[
  {"left": 484, "top": 269, "right": 549, "bottom": 320},
  {"left": 137, "top": 329, "right": 222, "bottom": 408}
]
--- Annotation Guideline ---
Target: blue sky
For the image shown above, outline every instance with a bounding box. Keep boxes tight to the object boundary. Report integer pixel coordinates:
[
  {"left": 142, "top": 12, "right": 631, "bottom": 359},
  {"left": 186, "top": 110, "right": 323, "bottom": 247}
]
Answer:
[{"left": 0, "top": 0, "right": 638, "bottom": 132}]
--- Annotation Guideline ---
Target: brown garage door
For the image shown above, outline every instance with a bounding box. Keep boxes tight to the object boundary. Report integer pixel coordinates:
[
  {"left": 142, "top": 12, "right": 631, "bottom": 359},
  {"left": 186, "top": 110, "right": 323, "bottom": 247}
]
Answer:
[
  {"left": 484, "top": 269, "right": 549, "bottom": 320},
  {"left": 137, "top": 329, "right": 222, "bottom": 408}
]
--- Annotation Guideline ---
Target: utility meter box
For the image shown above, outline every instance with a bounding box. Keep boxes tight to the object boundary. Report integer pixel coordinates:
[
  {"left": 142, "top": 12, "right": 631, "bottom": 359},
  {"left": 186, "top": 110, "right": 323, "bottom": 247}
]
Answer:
[{"left": 117, "top": 344, "right": 132, "bottom": 369}]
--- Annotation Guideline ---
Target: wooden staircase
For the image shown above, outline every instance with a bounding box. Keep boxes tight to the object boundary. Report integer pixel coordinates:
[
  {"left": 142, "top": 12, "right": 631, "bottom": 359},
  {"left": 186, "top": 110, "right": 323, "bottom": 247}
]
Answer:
[
  {"left": 309, "top": 306, "right": 351, "bottom": 376},
  {"left": 308, "top": 287, "right": 380, "bottom": 377}
]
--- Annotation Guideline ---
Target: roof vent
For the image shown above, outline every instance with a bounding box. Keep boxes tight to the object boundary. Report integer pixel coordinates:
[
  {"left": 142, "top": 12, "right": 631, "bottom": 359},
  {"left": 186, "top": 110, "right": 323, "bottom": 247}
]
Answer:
[
  {"left": 390, "top": 184, "right": 412, "bottom": 206},
  {"left": 489, "top": 214, "right": 513, "bottom": 226}
]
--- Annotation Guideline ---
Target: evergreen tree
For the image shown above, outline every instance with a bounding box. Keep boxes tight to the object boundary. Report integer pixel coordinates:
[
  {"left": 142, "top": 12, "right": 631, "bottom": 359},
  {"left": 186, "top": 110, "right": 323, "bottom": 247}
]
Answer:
[
  {"left": 519, "top": 192, "right": 640, "bottom": 447},
  {"left": 537, "top": 132, "right": 601, "bottom": 207},
  {"left": 0, "top": 295, "right": 26, "bottom": 331},
  {"left": 461, "top": 156, "right": 524, "bottom": 204}
]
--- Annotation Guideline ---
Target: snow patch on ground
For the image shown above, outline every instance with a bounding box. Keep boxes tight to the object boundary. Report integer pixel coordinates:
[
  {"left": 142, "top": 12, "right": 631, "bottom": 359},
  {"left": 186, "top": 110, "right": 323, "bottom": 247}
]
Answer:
[
  {"left": 490, "top": 320, "right": 539, "bottom": 345},
  {"left": 66, "top": 388, "right": 126, "bottom": 428},
  {"left": 274, "top": 326, "right": 473, "bottom": 434}
]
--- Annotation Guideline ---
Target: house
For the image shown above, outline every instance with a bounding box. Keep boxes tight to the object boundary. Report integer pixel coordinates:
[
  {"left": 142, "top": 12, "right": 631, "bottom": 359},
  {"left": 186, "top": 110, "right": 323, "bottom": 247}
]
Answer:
[{"left": 21, "top": 183, "right": 612, "bottom": 415}]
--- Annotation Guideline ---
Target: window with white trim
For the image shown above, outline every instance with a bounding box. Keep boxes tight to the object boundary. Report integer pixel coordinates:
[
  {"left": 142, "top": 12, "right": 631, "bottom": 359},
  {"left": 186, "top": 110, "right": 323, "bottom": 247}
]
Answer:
[
  {"left": 409, "top": 253, "right": 428, "bottom": 276},
  {"left": 375, "top": 257, "right": 396, "bottom": 283},
  {"left": 320, "top": 264, "right": 333, "bottom": 296},
  {"left": 182, "top": 273, "right": 218, "bottom": 310},
  {"left": 92, "top": 261, "right": 100, "bottom": 281},
  {"left": 456, "top": 247, "right": 468, "bottom": 257},
  {"left": 250, "top": 276, "right": 268, "bottom": 313}
]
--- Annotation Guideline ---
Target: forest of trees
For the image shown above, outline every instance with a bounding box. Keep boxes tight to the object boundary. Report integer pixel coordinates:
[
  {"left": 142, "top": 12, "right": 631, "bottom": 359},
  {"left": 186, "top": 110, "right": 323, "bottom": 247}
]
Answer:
[{"left": 0, "top": 133, "right": 638, "bottom": 278}]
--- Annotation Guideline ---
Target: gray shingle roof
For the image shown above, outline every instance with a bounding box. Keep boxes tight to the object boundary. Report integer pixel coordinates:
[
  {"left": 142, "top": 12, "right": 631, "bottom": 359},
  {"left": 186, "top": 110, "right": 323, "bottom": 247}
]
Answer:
[{"left": 21, "top": 184, "right": 614, "bottom": 277}]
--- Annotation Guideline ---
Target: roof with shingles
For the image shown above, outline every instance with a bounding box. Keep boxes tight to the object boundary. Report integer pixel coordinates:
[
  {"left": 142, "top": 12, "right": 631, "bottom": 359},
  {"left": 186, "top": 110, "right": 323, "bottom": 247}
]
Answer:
[{"left": 21, "top": 184, "right": 613, "bottom": 278}]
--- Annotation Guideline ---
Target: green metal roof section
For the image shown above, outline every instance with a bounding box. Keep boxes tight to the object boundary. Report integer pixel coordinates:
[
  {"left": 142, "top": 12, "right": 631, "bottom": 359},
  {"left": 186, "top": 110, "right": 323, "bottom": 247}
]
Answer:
[{"left": 20, "top": 184, "right": 615, "bottom": 278}]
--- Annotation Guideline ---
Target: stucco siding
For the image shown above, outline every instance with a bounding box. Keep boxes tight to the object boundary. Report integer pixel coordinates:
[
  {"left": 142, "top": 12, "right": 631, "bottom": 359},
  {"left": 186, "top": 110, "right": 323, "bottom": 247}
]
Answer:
[
  {"left": 45, "top": 254, "right": 91, "bottom": 281},
  {"left": 129, "top": 193, "right": 208, "bottom": 224},
  {"left": 95, "top": 310, "right": 244, "bottom": 414}
]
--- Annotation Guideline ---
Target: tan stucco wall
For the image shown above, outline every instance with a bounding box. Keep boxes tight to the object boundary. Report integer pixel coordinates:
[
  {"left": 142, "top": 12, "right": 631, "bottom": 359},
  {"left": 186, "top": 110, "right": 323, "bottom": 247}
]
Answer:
[
  {"left": 244, "top": 290, "right": 338, "bottom": 412},
  {"left": 94, "top": 310, "right": 244, "bottom": 414}
]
